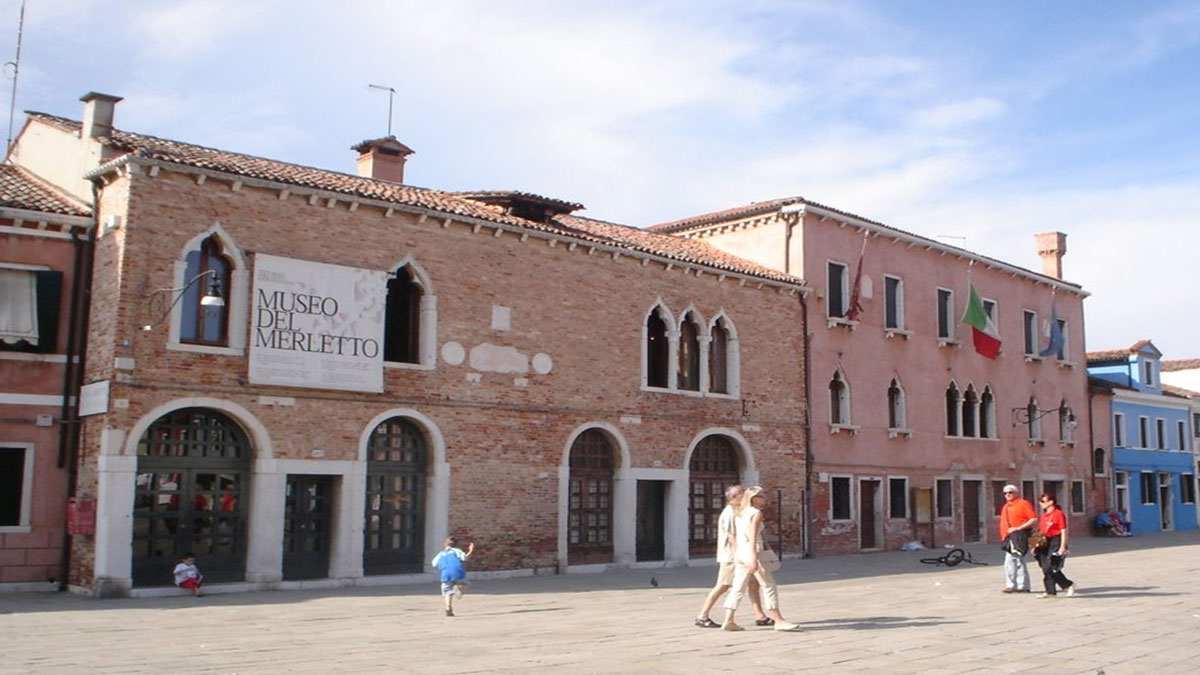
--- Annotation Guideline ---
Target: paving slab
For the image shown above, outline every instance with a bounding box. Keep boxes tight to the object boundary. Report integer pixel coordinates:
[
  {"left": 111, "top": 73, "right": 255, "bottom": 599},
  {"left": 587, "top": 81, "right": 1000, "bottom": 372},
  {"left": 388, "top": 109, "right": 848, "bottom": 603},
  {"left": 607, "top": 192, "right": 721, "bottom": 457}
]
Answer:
[{"left": 1, "top": 531, "right": 1197, "bottom": 674}]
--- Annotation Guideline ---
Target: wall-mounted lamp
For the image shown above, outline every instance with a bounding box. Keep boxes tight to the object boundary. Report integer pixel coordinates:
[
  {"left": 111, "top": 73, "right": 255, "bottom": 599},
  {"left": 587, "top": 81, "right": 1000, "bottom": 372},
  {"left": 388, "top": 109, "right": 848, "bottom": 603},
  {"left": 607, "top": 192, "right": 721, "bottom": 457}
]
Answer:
[
  {"left": 142, "top": 269, "right": 224, "bottom": 331},
  {"left": 1011, "top": 405, "right": 1077, "bottom": 429}
]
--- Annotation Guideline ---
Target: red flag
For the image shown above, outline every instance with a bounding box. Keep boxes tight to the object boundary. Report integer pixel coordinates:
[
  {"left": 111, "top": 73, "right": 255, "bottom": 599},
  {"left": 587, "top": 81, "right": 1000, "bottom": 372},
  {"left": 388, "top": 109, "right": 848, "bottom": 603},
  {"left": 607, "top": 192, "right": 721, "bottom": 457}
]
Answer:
[{"left": 845, "top": 234, "right": 867, "bottom": 321}]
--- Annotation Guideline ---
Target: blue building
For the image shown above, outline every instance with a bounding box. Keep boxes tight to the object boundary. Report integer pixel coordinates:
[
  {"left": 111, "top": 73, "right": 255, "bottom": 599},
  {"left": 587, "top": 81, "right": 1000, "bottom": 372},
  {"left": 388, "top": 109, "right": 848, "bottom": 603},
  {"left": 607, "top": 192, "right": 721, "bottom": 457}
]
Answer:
[{"left": 1088, "top": 340, "right": 1196, "bottom": 533}]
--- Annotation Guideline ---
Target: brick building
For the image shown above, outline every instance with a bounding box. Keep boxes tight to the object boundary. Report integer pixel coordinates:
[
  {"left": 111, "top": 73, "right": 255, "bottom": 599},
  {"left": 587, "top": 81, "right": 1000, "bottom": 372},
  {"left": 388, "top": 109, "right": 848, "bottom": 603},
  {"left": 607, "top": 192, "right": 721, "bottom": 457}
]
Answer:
[
  {"left": 4, "top": 94, "right": 808, "bottom": 595},
  {"left": 0, "top": 164, "right": 92, "bottom": 589}
]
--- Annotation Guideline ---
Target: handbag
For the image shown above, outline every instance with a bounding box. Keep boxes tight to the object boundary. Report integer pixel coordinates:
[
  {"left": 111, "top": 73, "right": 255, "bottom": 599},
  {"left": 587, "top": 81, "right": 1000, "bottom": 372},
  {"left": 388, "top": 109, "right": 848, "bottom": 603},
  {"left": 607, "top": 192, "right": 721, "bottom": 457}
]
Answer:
[
  {"left": 1027, "top": 530, "right": 1048, "bottom": 552},
  {"left": 1003, "top": 529, "right": 1030, "bottom": 556},
  {"left": 759, "top": 547, "right": 782, "bottom": 572}
]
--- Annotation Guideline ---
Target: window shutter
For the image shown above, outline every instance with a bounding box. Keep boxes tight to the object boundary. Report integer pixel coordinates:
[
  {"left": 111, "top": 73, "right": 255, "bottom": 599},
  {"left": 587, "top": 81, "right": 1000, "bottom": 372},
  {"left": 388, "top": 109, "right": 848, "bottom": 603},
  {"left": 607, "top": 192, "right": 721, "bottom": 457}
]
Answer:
[{"left": 33, "top": 270, "right": 63, "bottom": 354}]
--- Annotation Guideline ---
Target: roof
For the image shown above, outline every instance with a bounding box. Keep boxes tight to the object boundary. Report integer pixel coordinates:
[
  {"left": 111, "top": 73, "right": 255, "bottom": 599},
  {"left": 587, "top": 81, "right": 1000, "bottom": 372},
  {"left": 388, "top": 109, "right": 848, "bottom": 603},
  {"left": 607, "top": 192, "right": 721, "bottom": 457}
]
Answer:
[
  {"left": 25, "top": 112, "right": 799, "bottom": 286},
  {"left": 1162, "top": 359, "right": 1200, "bottom": 372},
  {"left": 0, "top": 164, "right": 90, "bottom": 217},
  {"left": 1162, "top": 383, "right": 1200, "bottom": 399},
  {"left": 1087, "top": 340, "right": 1157, "bottom": 364},
  {"left": 647, "top": 195, "right": 1086, "bottom": 293}
]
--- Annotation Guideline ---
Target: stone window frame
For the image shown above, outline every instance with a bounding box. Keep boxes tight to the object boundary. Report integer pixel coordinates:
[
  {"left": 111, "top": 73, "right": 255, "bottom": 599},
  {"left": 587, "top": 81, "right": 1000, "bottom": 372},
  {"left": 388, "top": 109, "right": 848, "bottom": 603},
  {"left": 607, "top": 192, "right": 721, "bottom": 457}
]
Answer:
[
  {"left": 0, "top": 442, "right": 34, "bottom": 532},
  {"left": 641, "top": 300, "right": 740, "bottom": 399},
  {"left": 382, "top": 257, "right": 437, "bottom": 371},
  {"left": 167, "top": 224, "right": 248, "bottom": 357}
]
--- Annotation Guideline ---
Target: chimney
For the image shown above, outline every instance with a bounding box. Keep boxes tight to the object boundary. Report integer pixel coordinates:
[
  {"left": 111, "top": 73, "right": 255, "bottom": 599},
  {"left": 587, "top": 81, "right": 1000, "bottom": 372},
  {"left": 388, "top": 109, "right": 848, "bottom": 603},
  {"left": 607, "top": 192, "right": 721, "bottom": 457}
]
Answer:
[
  {"left": 351, "top": 136, "right": 414, "bottom": 184},
  {"left": 80, "top": 92, "right": 123, "bottom": 138},
  {"left": 1035, "top": 231, "right": 1067, "bottom": 279}
]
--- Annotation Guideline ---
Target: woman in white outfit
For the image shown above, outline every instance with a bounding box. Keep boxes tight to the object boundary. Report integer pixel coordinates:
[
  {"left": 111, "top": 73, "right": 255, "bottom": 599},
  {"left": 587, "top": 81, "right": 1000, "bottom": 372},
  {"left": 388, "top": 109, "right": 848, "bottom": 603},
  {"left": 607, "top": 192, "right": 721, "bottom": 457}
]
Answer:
[{"left": 721, "top": 486, "right": 800, "bottom": 632}]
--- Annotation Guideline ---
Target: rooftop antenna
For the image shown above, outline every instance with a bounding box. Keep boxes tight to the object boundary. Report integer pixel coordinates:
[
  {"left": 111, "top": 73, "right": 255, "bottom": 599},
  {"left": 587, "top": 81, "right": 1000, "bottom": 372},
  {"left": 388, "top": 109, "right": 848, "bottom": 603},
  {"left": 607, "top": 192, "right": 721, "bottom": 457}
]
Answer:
[
  {"left": 5, "top": 0, "right": 26, "bottom": 154},
  {"left": 367, "top": 83, "right": 396, "bottom": 137}
]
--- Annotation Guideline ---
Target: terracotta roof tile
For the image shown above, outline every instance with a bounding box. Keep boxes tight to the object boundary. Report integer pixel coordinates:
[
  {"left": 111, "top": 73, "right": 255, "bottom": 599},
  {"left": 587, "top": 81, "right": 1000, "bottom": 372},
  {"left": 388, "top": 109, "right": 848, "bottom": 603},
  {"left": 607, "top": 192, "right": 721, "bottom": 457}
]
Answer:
[
  {"left": 24, "top": 112, "right": 797, "bottom": 285},
  {"left": 1162, "top": 359, "right": 1200, "bottom": 372},
  {"left": 1162, "top": 383, "right": 1200, "bottom": 399},
  {"left": 0, "top": 165, "right": 90, "bottom": 217},
  {"left": 1087, "top": 340, "right": 1156, "bottom": 364}
]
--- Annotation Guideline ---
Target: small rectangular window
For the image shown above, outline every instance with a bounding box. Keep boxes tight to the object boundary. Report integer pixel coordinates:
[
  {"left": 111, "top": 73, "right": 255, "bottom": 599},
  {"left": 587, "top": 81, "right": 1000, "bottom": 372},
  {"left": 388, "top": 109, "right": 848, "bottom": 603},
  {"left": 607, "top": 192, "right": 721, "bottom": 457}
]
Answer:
[
  {"left": 1056, "top": 318, "right": 1069, "bottom": 360},
  {"left": 1178, "top": 420, "right": 1187, "bottom": 451},
  {"left": 1113, "top": 413, "right": 1126, "bottom": 447},
  {"left": 1156, "top": 418, "right": 1166, "bottom": 450},
  {"left": 936, "top": 289, "right": 954, "bottom": 340},
  {"left": 1070, "top": 480, "right": 1085, "bottom": 514},
  {"left": 1141, "top": 472, "right": 1156, "bottom": 504},
  {"left": 1022, "top": 480, "right": 1036, "bottom": 502},
  {"left": 884, "top": 276, "right": 903, "bottom": 330},
  {"left": 1139, "top": 416, "right": 1149, "bottom": 448},
  {"left": 831, "top": 476, "right": 851, "bottom": 520},
  {"left": 1143, "top": 361, "right": 1155, "bottom": 387},
  {"left": 1193, "top": 413, "right": 1200, "bottom": 437},
  {"left": 1023, "top": 310, "right": 1037, "bottom": 355},
  {"left": 1115, "top": 471, "right": 1129, "bottom": 513},
  {"left": 827, "top": 262, "right": 848, "bottom": 318},
  {"left": 1181, "top": 474, "right": 1196, "bottom": 504},
  {"left": 935, "top": 478, "right": 953, "bottom": 518},
  {"left": 889, "top": 477, "right": 907, "bottom": 519}
]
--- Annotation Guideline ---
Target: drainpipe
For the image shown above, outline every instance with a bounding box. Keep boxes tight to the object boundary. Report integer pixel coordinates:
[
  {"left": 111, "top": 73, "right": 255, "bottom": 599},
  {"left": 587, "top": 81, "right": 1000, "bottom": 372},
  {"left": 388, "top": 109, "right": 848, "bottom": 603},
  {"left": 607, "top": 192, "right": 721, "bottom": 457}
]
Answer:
[
  {"left": 55, "top": 182, "right": 99, "bottom": 591},
  {"left": 798, "top": 291, "right": 814, "bottom": 557},
  {"left": 55, "top": 232, "right": 86, "bottom": 469}
]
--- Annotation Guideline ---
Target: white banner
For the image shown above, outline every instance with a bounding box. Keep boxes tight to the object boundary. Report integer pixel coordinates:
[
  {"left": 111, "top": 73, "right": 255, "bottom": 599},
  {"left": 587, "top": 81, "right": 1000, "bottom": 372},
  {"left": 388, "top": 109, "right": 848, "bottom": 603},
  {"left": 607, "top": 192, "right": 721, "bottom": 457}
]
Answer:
[{"left": 249, "top": 254, "right": 386, "bottom": 392}]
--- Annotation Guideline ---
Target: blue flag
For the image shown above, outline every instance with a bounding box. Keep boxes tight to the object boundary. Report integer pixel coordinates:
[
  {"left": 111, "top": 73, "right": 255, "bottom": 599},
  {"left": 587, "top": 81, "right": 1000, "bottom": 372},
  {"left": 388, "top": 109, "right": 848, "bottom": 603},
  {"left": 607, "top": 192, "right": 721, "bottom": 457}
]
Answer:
[{"left": 1039, "top": 299, "right": 1063, "bottom": 359}]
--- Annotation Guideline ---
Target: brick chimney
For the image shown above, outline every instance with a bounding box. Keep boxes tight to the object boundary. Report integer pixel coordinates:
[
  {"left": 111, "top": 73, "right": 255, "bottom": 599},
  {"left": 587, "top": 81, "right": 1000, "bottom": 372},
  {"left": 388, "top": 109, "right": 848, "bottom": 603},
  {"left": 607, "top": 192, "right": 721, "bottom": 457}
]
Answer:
[
  {"left": 1035, "top": 231, "right": 1067, "bottom": 279},
  {"left": 351, "top": 136, "right": 414, "bottom": 184},
  {"left": 80, "top": 92, "right": 123, "bottom": 139}
]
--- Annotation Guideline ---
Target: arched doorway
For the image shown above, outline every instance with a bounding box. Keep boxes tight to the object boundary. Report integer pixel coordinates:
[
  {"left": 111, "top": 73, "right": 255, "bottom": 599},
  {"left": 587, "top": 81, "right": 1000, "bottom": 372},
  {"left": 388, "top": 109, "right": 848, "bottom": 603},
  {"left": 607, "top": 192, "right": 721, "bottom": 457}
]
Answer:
[
  {"left": 132, "top": 408, "right": 251, "bottom": 586},
  {"left": 363, "top": 417, "right": 427, "bottom": 575},
  {"left": 568, "top": 428, "right": 616, "bottom": 565},
  {"left": 688, "top": 435, "right": 741, "bottom": 558}
]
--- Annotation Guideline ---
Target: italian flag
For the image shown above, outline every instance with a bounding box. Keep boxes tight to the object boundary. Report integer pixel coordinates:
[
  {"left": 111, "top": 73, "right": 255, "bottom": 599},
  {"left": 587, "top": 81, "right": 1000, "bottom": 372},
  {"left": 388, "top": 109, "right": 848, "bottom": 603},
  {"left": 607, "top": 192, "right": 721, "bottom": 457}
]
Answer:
[{"left": 961, "top": 283, "right": 1001, "bottom": 359}]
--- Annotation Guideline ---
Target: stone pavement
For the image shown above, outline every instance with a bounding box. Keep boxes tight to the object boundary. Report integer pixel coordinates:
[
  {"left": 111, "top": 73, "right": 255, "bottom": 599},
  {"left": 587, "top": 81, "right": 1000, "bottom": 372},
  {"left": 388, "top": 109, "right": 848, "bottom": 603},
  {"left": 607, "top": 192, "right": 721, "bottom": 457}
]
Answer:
[{"left": 2, "top": 531, "right": 1198, "bottom": 674}]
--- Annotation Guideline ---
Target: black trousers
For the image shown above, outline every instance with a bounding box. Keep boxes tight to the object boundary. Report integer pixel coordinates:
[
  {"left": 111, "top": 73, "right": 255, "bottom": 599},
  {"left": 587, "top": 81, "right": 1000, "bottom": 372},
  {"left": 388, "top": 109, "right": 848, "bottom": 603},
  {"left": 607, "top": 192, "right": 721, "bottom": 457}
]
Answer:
[{"left": 1034, "top": 535, "right": 1074, "bottom": 594}]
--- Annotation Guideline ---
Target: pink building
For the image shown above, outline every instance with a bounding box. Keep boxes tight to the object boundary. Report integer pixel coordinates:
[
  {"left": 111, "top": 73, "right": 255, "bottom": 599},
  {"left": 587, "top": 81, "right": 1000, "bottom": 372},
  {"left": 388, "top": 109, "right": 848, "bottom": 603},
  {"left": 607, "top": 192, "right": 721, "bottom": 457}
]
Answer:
[
  {"left": 0, "top": 165, "right": 92, "bottom": 588},
  {"left": 652, "top": 198, "right": 1102, "bottom": 553}
]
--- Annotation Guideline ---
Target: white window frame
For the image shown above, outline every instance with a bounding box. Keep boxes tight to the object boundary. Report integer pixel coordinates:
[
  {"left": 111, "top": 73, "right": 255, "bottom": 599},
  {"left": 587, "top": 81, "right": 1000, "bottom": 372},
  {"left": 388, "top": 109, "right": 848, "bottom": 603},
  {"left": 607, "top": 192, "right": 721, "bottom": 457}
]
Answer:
[
  {"left": 1138, "top": 415, "right": 1149, "bottom": 449},
  {"left": 935, "top": 477, "right": 955, "bottom": 519},
  {"left": 888, "top": 476, "right": 909, "bottom": 519},
  {"left": 1056, "top": 317, "right": 1069, "bottom": 361},
  {"left": 1156, "top": 418, "right": 1167, "bottom": 450},
  {"left": 936, "top": 287, "right": 955, "bottom": 342},
  {"left": 382, "top": 258, "right": 438, "bottom": 371},
  {"left": 884, "top": 274, "right": 906, "bottom": 333},
  {"left": 1178, "top": 420, "right": 1187, "bottom": 451},
  {"left": 1113, "top": 412, "right": 1126, "bottom": 447},
  {"left": 0, "top": 442, "right": 35, "bottom": 532},
  {"left": 1114, "top": 470, "right": 1129, "bottom": 514},
  {"left": 1023, "top": 310, "right": 1038, "bottom": 356},
  {"left": 826, "top": 260, "right": 849, "bottom": 319},
  {"left": 1142, "top": 361, "right": 1156, "bottom": 387},
  {"left": 166, "top": 226, "right": 248, "bottom": 357},
  {"left": 830, "top": 474, "right": 854, "bottom": 522}
]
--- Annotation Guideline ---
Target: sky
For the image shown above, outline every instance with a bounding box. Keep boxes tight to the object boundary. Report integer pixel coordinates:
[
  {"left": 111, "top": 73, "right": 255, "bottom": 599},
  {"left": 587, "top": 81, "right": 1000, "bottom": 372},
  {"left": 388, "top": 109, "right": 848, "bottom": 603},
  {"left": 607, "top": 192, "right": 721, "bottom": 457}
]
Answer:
[{"left": 3, "top": 0, "right": 1198, "bottom": 358}]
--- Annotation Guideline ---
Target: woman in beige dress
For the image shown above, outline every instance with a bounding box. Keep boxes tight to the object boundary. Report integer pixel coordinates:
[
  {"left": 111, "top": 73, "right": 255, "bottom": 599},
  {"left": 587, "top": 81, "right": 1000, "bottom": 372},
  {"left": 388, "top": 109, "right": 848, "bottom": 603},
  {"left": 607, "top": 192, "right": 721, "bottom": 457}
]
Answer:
[{"left": 720, "top": 486, "right": 800, "bottom": 631}]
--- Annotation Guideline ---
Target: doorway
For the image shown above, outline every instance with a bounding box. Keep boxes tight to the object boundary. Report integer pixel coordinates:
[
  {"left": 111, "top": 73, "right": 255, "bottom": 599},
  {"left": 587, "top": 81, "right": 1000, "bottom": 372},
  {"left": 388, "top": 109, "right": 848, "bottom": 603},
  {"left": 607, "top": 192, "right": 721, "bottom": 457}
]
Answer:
[
  {"left": 962, "top": 480, "right": 982, "bottom": 542},
  {"left": 283, "top": 474, "right": 335, "bottom": 580},
  {"left": 1158, "top": 472, "right": 1174, "bottom": 531},
  {"left": 636, "top": 480, "right": 667, "bottom": 562},
  {"left": 859, "top": 479, "right": 882, "bottom": 550}
]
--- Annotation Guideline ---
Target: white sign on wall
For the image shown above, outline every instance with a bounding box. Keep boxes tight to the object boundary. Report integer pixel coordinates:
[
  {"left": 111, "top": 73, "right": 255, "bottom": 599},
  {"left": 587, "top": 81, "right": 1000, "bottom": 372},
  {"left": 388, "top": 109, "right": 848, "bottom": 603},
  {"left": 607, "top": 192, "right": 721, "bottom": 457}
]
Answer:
[
  {"left": 79, "top": 380, "right": 110, "bottom": 417},
  {"left": 249, "top": 254, "right": 386, "bottom": 393}
]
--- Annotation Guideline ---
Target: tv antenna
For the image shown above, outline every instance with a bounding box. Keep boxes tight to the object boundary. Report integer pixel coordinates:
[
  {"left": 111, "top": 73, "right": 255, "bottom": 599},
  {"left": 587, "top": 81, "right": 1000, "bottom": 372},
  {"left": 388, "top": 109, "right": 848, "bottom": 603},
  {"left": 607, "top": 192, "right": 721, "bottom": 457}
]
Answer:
[
  {"left": 367, "top": 83, "right": 396, "bottom": 137},
  {"left": 5, "top": 0, "right": 26, "bottom": 154}
]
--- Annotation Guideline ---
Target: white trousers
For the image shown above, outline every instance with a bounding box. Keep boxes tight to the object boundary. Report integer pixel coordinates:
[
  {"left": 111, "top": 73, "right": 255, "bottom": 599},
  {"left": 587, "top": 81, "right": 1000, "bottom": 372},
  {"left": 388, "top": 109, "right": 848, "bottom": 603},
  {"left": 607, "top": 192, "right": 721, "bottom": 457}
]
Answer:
[{"left": 724, "top": 562, "right": 779, "bottom": 612}]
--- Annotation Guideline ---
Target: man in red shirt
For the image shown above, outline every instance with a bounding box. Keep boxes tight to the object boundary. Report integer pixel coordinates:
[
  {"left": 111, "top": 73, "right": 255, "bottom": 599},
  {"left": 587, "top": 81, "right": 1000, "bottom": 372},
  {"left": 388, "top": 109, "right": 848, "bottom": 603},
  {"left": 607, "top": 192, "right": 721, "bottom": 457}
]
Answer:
[{"left": 998, "top": 484, "right": 1037, "bottom": 593}]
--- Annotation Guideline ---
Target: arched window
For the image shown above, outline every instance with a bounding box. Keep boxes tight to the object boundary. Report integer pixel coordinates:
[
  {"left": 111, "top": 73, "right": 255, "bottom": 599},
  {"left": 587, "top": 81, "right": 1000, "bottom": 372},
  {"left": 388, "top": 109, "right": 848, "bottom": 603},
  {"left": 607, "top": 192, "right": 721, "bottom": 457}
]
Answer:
[
  {"left": 383, "top": 266, "right": 422, "bottom": 363},
  {"left": 132, "top": 408, "right": 251, "bottom": 587},
  {"left": 364, "top": 417, "right": 427, "bottom": 575},
  {"left": 1027, "top": 398, "right": 1042, "bottom": 441},
  {"left": 568, "top": 429, "right": 615, "bottom": 565},
  {"left": 887, "top": 378, "right": 906, "bottom": 430},
  {"left": 709, "top": 318, "right": 730, "bottom": 394},
  {"left": 1059, "top": 401, "right": 1075, "bottom": 443},
  {"left": 980, "top": 387, "right": 996, "bottom": 438},
  {"left": 689, "top": 435, "right": 740, "bottom": 558},
  {"left": 962, "top": 385, "right": 979, "bottom": 438},
  {"left": 180, "top": 237, "right": 231, "bottom": 346},
  {"left": 645, "top": 308, "right": 669, "bottom": 388},
  {"left": 830, "top": 370, "right": 850, "bottom": 425},
  {"left": 945, "top": 383, "right": 961, "bottom": 436},
  {"left": 677, "top": 312, "right": 701, "bottom": 391},
  {"left": 1093, "top": 448, "right": 1106, "bottom": 476}
]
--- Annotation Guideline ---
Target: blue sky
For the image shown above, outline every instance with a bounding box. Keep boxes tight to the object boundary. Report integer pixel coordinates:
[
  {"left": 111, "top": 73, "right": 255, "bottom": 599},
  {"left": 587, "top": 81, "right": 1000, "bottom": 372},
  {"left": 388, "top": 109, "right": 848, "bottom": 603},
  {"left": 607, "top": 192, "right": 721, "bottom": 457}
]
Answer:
[{"left": 4, "top": 0, "right": 1198, "bottom": 359}]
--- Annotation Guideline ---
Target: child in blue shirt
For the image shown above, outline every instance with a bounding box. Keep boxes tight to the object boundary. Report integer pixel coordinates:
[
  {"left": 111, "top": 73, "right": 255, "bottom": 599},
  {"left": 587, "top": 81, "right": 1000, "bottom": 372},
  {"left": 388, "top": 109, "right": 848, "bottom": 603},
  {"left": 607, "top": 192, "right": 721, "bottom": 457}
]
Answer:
[{"left": 431, "top": 536, "right": 476, "bottom": 616}]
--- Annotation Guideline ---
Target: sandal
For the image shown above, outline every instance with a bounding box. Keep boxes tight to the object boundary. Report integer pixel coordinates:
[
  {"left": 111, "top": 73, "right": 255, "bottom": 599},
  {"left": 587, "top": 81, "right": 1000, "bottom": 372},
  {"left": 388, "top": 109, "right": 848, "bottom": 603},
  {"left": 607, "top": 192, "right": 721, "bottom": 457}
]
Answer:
[
  {"left": 755, "top": 618, "right": 775, "bottom": 626},
  {"left": 694, "top": 617, "right": 720, "bottom": 628}
]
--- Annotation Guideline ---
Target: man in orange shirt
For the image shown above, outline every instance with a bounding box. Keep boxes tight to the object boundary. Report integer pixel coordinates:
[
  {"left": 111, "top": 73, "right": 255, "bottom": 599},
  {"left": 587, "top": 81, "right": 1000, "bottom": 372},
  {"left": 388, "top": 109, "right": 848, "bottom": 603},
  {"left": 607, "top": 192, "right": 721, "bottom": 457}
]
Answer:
[{"left": 999, "top": 484, "right": 1037, "bottom": 593}]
